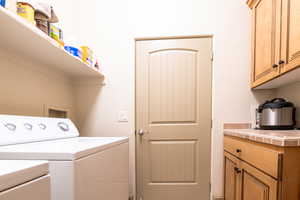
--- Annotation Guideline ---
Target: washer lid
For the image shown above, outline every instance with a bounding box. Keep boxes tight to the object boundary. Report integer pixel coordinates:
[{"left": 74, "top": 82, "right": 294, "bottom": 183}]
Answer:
[
  {"left": 0, "top": 137, "right": 129, "bottom": 161},
  {"left": 0, "top": 160, "right": 48, "bottom": 192}
]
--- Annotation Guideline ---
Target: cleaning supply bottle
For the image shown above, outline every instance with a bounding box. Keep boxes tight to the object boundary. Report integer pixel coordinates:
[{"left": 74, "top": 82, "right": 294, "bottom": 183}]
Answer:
[
  {"left": 0, "top": 0, "right": 6, "bottom": 7},
  {"left": 17, "top": 1, "right": 35, "bottom": 24},
  {"left": 64, "top": 37, "right": 82, "bottom": 59}
]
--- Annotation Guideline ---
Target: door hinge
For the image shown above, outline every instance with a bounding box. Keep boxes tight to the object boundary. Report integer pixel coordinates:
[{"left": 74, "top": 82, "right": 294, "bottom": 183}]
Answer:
[
  {"left": 211, "top": 120, "right": 213, "bottom": 128},
  {"left": 211, "top": 52, "right": 214, "bottom": 61}
]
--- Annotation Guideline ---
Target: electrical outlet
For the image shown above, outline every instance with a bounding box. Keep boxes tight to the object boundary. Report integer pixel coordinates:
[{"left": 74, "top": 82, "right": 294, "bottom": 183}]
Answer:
[
  {"left": 118, "top": 111, "right": 129, "bottom": 122},
  {"left": 250, "top": 104, "right": 259, "bottom": 129}
]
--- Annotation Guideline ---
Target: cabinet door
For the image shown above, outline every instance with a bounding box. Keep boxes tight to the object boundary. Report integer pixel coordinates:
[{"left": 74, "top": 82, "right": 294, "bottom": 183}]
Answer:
[
  {"left": 251, "top": 0, "right": 281, "bottom": 88},
  {"left": 224, "top": 152, "right": 240, "bottom": 200},
  {"left": 280, "top": 0, "right": 300, "bottom": 73},
  {"left": 240, "top": 161, "right": 278, "bottom": 200}
]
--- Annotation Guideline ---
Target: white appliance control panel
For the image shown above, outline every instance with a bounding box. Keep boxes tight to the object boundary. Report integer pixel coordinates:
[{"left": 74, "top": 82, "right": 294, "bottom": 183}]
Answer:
[{"left": 0, "top": 115, "right": 79, "bottom": 146}]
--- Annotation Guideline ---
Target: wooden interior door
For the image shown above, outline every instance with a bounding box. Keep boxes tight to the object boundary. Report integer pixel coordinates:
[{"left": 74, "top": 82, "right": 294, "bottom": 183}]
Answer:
[
  {"left": 251, "top": 0, "right": 281, "bottom": 87},
  {"left": 224, "top": 152, "right": 241, "bottom": 200},
  {"left": 280, "top": 0, "right": 300, "bottom": 73},
  {"left": 136, "top": 37, "right": 212, "bottom": 200},
  {"left": 240, "top": 161, "right": 278, "bottom": 200}
]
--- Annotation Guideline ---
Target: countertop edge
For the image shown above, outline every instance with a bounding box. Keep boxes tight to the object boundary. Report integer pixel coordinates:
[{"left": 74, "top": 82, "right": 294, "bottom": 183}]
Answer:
[{"left": 224, "top": 129, "right": 300, "bottom": 147}]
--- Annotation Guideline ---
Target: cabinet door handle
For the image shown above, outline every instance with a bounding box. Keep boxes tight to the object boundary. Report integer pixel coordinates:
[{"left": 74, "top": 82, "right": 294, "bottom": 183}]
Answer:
[
  {"left": 272, "top": 64, "right": 278, "bottom": 68},
  {"left": 234, "top": 167, "right": 242, "bottom": 174},
  {"left": 279, "top": 60, "right": 285, "bottom": 65},
  {"left": 236, "top": 149, "right": 242, "bottom": 153}
]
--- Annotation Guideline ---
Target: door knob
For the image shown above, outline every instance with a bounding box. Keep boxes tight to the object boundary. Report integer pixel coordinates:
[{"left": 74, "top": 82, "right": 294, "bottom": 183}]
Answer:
[
  {"left": 137, "top": 129, "right": 145, "bottom": 136},
  {"left": 279, "top": 60, "right": 285, "bottom": 65}
]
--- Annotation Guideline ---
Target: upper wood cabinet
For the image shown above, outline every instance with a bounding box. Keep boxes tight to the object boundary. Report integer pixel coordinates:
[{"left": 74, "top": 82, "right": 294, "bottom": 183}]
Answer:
[
  {"left": 248, "top": 0, "right": 300, "bottom": 88},
  {"left": 250, "top": 0, "right": 281, "bottom": 87},
  {"left": 280, "top": 0, "right": 300, "bottom": 73}
]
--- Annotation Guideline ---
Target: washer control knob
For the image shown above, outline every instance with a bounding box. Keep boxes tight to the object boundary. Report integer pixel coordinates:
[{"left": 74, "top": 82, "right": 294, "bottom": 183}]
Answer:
[
  {"left": 24, "top": 123, "right": 33, "bottom": 131},
  {"left": 4, "top": 123, "right": 16, "bottom": 132},
  {"left": 58, "top": 122, "right": 69, "bottom": 132},
  {"left": 38, "top": 123, "right": 47, "bottom": 130}
]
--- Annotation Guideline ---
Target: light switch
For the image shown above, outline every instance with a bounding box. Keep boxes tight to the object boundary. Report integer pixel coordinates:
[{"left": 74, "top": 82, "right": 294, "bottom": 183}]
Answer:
[{"left": 118, "top": 111, "right": 129, "bottom": 122}]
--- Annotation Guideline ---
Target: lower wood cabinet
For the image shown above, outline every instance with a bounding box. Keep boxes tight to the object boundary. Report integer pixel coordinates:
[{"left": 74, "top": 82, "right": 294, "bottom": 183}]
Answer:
[
  {"left": 224, "top": 135, "right": 300, "bottom": 200},
  {"left": 241, "top": 165, "right": 277, "bottom": 200},
  {"left": 225, "top": 152, "right": 277, "bottom": 200},
  {"left": 224, "top": 154, "right": 239, "bottom": 200}
]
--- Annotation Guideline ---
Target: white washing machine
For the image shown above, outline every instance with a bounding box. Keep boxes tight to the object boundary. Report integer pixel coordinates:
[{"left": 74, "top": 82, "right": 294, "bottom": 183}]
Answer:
[
  {"left": 0, "top": 115, "right": 129, "bottom": 200},
  {"left": 0, "top": 160, "right": 50, "bottom": 200}
]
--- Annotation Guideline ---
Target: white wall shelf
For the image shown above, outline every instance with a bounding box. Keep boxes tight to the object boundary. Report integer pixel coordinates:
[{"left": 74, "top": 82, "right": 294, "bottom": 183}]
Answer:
[{"left": 0, "top": 7, "right": 104, "bottom": 81}]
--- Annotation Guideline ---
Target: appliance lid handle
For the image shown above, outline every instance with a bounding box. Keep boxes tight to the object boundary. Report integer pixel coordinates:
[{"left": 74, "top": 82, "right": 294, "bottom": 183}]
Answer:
[
  {"left": 270, "top": 98, "right": 286, "bottom": 103},
  {"left": 258, "top": 100, "right": 271, "bottom": 112},
  {"left": 258, "top": 98, "right": 286, "bottom": 112}
]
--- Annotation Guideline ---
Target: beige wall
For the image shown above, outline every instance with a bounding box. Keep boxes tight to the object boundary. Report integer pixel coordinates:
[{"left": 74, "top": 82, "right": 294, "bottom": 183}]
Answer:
[
  {"left": 275, "top": 82, "right": 300, "bottom": 127},
  {"left": 0, "top": 0, "right": 80, "bottom": 120},
  {"left": 71, "top": 0, "right": 276, "bottom": 198},
  {"left": 210, "top": 1, "right": 275, "bottom": 198},
  {"left": 72, "top": 0, "right": 215, "bottom": 198},
  {"left": 0, "top": 48, "right": 76, "bottom": 121},
  {"left": 0, "top": 0, "right": 279, "bottom": 199}
]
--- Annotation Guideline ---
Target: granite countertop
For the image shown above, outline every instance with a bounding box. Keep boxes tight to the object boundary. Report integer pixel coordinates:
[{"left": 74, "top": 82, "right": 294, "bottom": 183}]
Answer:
[{"left": 224, "top": 129, "right": 300, "bottom": 147}]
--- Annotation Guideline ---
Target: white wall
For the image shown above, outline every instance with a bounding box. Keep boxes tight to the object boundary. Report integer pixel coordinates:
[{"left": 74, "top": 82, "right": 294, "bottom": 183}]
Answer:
[
  {"left": 30, "top": 0, "right": 276, "bottom": 198},
  {"left": 0, "top": 48, "right": 76, "bottom": 121},
  {"left": 275, "top": 82, "right": 300, "bottom": 126},
  {"left": 72, "top": 0, "right": 215, "bottom": 197},
  {"left": 211, "top": 1, "right": 276, "bottom": 197},
  {"left": 0, "top": 0, "right": 80, "bottom": 121}
]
